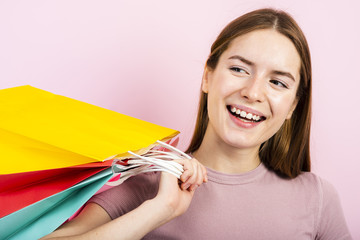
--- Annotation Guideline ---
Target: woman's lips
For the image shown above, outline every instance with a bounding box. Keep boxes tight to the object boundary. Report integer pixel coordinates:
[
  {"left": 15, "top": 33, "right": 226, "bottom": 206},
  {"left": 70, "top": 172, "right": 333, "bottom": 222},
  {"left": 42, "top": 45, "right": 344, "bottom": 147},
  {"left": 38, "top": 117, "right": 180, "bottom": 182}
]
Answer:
[
  {"left": 227, "top": 105, "right": 266, "bottom": 122},
  {"left": 226, "top": 105, "right": 265, "bottom": 128}
]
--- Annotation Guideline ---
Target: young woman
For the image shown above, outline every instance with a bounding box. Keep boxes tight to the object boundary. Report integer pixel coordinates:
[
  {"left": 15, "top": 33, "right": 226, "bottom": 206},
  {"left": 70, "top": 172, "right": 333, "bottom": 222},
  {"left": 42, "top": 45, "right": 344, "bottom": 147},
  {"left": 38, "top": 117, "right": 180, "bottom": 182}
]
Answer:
[{"left": 42, "top": 8, "right": 352, "bottom": 240}]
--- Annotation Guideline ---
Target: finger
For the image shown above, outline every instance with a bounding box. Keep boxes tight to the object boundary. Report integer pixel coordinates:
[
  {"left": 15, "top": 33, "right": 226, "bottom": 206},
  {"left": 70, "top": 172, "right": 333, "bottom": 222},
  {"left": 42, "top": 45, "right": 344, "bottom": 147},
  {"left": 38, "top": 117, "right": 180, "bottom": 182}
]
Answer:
[
  {"left": 196, "top": 163, "right": 204, "bottom": 185},
  {"left": 187, "top": 158, "right": 206, "bottom": 185},
  {"left": 176, "top": 159, "right": 193, "bottom": 183},
  {"left": 183, "top": 160, "right": 199, "bottom": 190},
  {"left": 174, "top": 158, "right": 206, "bottom": 191},
  {"left": 200, "top": 164, "right": 208, "bottom": 183},
  {"left": 189, "top": 163, "right": 203, "bottom": 191}
]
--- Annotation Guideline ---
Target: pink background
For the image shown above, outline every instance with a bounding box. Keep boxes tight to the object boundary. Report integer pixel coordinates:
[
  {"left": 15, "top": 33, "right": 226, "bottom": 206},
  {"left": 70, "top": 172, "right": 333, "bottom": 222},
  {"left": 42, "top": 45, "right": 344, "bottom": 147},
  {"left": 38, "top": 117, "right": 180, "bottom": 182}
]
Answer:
[{"left": 1, "top": 0, "right": 359, "bottom": 238}]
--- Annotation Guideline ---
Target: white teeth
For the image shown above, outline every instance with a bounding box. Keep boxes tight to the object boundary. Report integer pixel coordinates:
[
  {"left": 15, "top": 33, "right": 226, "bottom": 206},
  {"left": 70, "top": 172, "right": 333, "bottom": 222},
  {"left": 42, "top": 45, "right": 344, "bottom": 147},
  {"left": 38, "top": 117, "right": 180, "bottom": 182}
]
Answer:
[
  {"left": 229, "top": 106, "right": 262, "bottom": 121},
  {"left": 246, "top": 113, "right": 253, "bottom": 119},
  {"left": 241, "top": 118, "right": 252, "bottom": 123}
]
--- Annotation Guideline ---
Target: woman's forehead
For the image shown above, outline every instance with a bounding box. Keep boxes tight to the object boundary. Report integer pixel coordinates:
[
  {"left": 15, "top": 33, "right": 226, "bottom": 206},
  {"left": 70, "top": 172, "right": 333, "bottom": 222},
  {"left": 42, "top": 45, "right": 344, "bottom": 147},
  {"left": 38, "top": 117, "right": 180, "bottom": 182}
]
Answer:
[{"left": 222, "top": 29, "right": 301, "bottom": 80}]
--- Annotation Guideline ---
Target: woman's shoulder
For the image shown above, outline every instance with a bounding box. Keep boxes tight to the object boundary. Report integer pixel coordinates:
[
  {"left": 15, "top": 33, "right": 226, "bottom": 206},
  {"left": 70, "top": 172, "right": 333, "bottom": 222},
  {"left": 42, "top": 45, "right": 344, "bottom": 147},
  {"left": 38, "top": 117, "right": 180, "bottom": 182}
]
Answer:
[
  {"left": 293, "top": 172, "right": 352, "bottom": 239},
  {"left": 107, "top": 171, "right": 160, "bottom": 198},
  {"left": 124, "top": 171, "right": 161, "bottom": 187},
  {"left": 295, "top": 171, "right": 344, "bottom": 213},
  {"left": 291, "top": 171, "right": 321, "bottom": 186},
  {"left": 269, "top": 170, "right": 351, "bottom": 238},
  {"left": 292, "top": 171, "right": 337, "bottom": 195},
  {"left": 88, "top": 172, "right": 160, "bottom": 219},
  {"left": 264, "top": 168, "right": 339, "bottom": 203},
  {"left": 278, "top": 170, "right": 338, "bottom": 199}
]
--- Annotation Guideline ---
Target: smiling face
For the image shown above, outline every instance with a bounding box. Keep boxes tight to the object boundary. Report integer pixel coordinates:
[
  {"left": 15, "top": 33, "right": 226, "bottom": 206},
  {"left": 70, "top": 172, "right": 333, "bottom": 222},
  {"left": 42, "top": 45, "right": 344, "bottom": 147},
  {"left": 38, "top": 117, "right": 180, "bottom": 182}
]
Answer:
[{"left": 202, "top": 29, "right": 301, "bottom": 151}]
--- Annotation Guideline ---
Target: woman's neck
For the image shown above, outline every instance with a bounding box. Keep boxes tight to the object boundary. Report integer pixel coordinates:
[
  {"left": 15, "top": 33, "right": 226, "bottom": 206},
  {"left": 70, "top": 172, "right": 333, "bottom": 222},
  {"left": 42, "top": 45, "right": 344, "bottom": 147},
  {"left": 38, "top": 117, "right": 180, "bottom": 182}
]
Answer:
[{"left": 192, "top": 131, "right": 261, "bottom": 174}]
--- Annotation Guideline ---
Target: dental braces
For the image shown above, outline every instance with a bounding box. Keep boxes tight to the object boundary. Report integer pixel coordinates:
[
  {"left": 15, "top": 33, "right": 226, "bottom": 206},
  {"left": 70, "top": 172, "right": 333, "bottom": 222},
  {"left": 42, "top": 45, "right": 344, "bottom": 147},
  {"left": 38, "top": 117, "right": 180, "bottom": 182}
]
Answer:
[{"left": 106, "top": 140, "right": 191, "bottom": 186}]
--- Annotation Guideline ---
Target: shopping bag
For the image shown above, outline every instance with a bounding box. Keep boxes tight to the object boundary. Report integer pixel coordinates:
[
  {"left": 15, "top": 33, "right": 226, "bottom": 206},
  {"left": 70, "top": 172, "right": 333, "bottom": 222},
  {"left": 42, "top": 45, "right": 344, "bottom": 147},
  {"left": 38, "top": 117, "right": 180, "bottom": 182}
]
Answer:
[
  {"left": 0, "top": 86, "right": 188, "bottom": 239},
  {"left": 0, "top": 85, "right": 179, "bottom": 174},
  {"left": 0, "top": 168, "right": 114, "bottom": 240},
  {"left": 0, "top": 85, "right": 179, "bottom": 214},
  {"left": 0, "top": 142, "right": 189, "bottom": 240},
  {"left": 0, "top": 161, "right": 110, "bottom": 218}
]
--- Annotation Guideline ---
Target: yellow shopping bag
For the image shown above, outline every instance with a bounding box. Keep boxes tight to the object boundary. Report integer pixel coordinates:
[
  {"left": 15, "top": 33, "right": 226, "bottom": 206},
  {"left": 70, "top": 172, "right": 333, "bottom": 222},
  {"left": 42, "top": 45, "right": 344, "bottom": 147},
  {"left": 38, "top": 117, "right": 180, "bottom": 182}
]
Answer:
[{"left": 0, "top": 85, "right": 179, "bottom": 174}]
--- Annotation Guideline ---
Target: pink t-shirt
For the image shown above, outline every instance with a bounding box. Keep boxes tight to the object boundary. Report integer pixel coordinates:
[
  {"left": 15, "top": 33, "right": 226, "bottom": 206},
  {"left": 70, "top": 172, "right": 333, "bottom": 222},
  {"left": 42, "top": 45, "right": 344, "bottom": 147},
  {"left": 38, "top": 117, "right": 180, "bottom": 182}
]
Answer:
[{"left": 88, "top": 163, "right": 352, "bottom": 239}]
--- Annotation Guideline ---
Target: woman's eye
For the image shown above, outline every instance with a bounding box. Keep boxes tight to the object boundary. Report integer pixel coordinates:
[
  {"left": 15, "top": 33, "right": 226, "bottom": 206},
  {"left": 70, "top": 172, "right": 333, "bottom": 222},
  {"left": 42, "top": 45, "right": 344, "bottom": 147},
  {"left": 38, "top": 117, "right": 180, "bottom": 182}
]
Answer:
[
  {"left": 230, "top": 67, "right": 247, "bottom": 74},
  {"left": 270, "top": 80, "right": 288, "bottom": 89}
]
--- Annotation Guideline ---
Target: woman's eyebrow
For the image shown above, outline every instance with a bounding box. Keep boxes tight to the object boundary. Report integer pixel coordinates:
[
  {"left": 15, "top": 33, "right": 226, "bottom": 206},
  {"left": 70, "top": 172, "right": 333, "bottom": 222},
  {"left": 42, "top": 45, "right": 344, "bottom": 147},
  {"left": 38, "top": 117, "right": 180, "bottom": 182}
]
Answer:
[
  {"left": 229, "top": 55, "right": 296, "bottom": 82},
  {"left": 228, "top": 55, "right": 254, "bottom": 66},
  {"left": 272, "top": 70, "right": 295, "bottom": 82}
]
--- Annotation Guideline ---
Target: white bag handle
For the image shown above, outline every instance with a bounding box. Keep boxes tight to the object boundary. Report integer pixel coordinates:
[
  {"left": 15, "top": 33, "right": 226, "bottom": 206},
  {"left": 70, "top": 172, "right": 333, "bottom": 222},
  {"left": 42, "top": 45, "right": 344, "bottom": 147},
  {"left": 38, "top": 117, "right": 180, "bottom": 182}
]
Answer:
[{"left": 106, "top": 140, "right": 190, "bottom": 186}]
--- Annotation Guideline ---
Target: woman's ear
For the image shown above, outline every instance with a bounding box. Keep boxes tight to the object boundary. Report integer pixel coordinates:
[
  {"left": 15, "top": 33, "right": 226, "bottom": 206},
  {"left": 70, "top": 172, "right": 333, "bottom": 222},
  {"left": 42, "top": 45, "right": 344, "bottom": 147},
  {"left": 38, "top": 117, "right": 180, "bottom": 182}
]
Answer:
[
  {"left": 286, "top": 98, "right": 299, "bottom": 120},
  {"left": 201, "top": 67, "right": 211, "bottom": 93}
]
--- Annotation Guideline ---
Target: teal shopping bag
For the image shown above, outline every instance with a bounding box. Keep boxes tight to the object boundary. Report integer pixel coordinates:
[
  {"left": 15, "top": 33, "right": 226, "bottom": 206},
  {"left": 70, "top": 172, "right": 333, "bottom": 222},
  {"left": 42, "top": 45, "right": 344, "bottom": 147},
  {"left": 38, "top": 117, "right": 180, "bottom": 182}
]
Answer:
[{"left": 0, "top": 168, "right": 113, "bottom": 240}]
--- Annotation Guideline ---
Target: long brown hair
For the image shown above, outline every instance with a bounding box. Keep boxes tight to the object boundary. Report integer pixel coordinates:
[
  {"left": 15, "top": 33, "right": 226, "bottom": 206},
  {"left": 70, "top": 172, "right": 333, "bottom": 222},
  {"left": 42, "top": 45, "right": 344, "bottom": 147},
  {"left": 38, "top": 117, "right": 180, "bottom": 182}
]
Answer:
[{"left": 186, "top": 8, "right": 312, "bottom": 178}]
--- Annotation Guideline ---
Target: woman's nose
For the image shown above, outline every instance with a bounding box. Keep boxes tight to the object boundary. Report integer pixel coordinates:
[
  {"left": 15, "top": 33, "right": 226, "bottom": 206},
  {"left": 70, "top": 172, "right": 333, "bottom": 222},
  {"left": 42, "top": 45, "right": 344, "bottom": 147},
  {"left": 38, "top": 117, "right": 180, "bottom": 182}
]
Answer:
[{"left": 239, "top": 77, "right": 265, "bottom": 103}]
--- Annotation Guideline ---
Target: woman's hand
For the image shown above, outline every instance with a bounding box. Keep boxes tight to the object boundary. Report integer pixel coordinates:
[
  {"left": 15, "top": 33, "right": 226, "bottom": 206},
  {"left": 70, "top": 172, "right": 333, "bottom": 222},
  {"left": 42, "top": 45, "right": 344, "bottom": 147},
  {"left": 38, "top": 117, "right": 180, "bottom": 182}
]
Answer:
[
  {"left": 154, "top": 157, "right": 208, "bottom": 220},
  {"left": 41, "top": 158, "right": 207, "bottom": 240}
]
